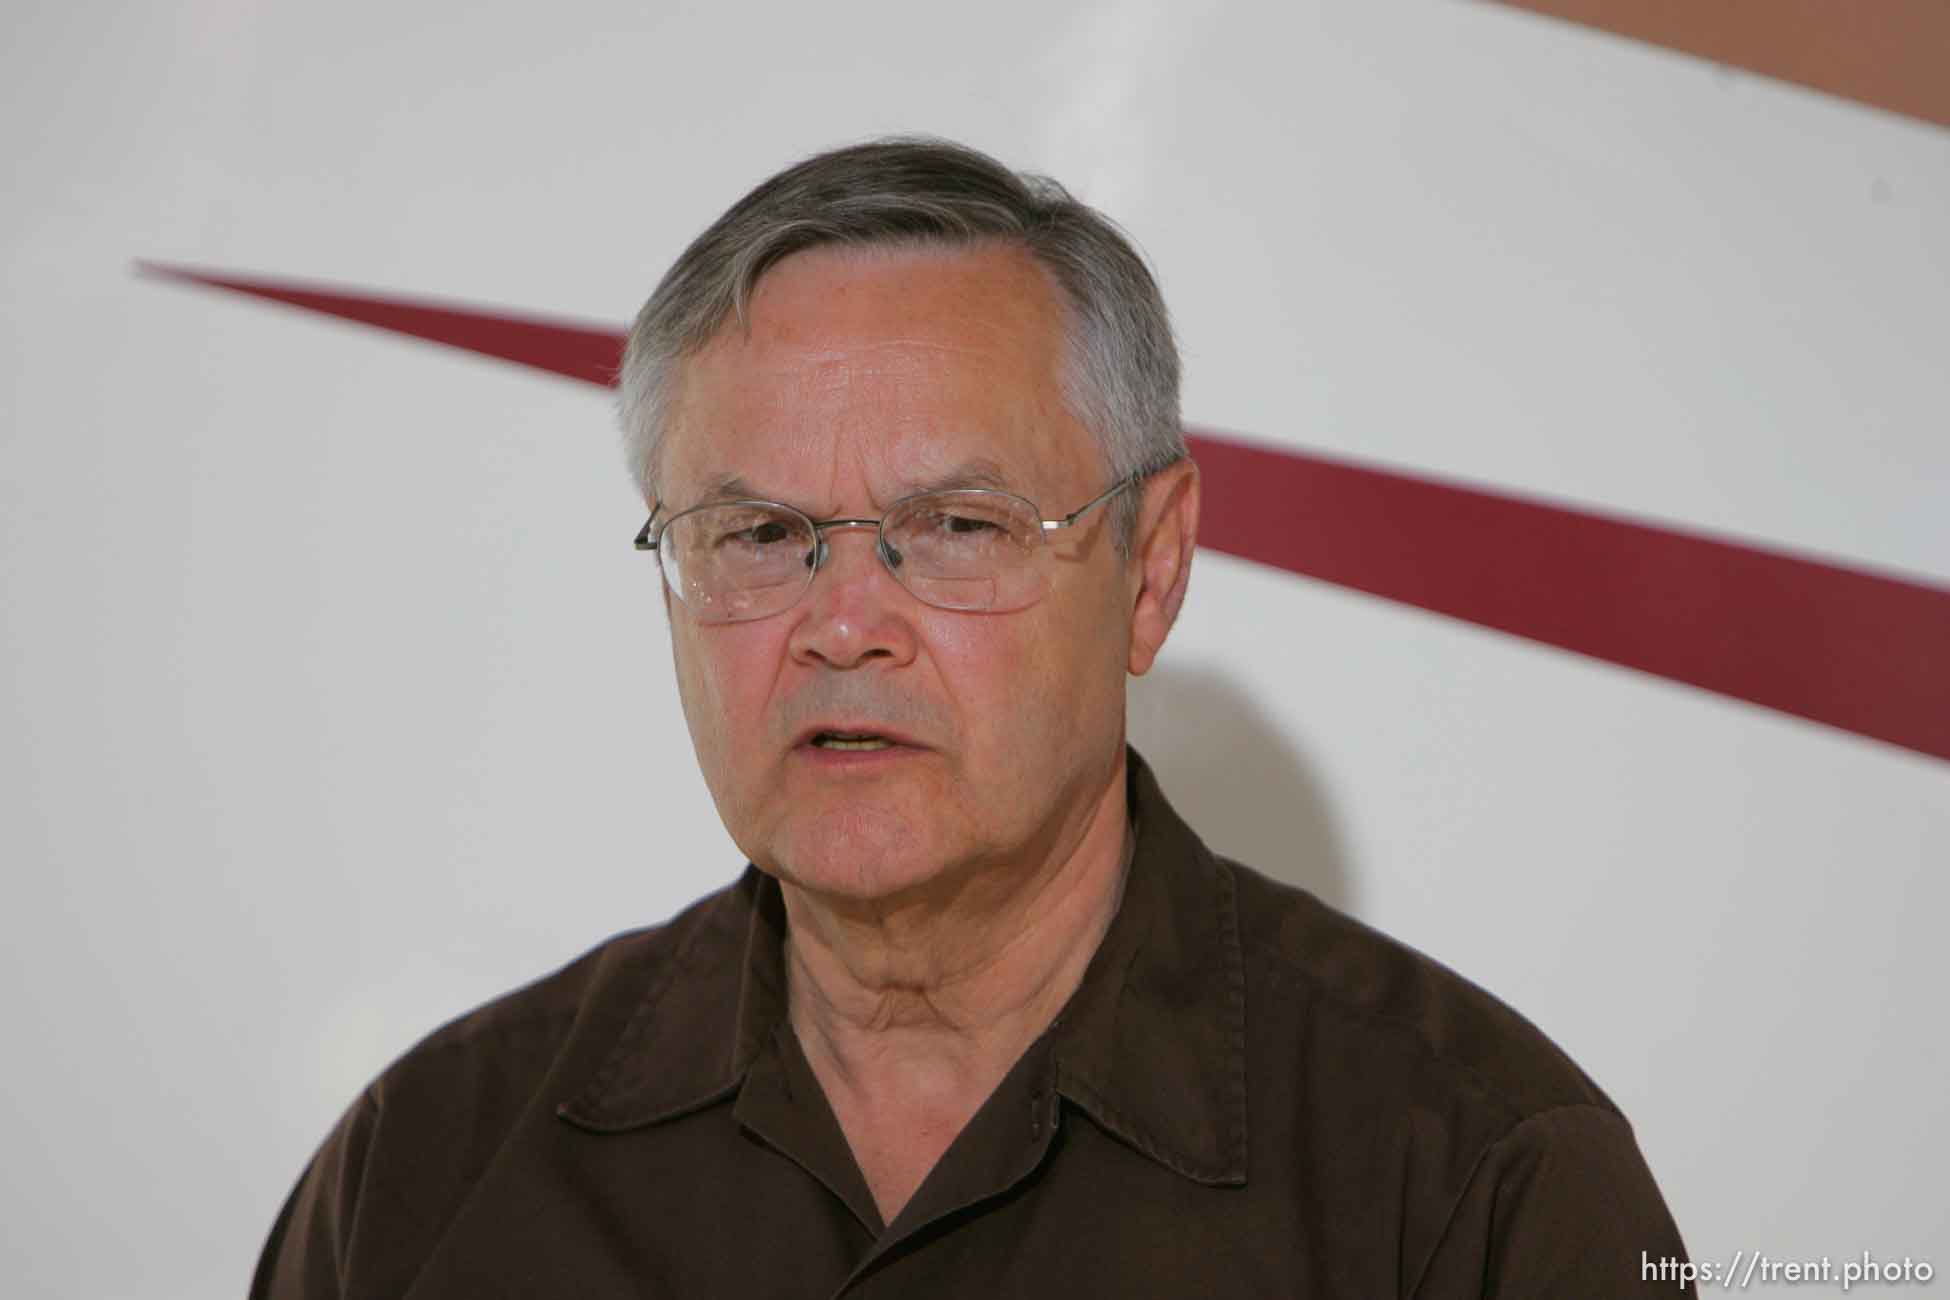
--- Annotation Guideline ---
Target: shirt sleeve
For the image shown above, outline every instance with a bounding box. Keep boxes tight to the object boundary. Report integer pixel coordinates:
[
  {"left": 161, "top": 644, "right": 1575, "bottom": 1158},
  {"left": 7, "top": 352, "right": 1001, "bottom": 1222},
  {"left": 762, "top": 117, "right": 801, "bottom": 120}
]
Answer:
[
  {"left": 1411, "top": 1103, "right": 1697, "bottom": 1299},
  {"left": 249, "top": 1089, "right": 380, "bottom": 1300}
]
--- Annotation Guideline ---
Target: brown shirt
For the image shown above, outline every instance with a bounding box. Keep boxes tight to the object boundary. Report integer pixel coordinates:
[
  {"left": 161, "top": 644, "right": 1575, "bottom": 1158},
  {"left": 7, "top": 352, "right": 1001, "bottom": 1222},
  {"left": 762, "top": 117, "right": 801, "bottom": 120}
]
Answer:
[{"left": 253, "top": 751, "right": 1692, "bottom": 1298}]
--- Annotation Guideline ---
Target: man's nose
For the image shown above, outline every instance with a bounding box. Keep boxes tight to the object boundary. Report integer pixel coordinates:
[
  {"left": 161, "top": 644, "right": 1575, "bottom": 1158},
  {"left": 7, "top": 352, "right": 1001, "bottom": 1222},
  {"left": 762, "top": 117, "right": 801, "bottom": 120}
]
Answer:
[{"left": 786, "top": 525, "right": 919, "bottom": 670}]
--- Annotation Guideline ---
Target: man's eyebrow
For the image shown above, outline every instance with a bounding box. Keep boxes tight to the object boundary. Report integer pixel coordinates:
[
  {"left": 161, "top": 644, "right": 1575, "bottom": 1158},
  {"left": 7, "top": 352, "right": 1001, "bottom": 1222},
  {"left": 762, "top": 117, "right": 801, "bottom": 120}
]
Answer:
[
  {"left": 694, "top": 473, "right": 765, "bottom": 502},
  {"left": 899, "top": 457, "right": 1017, "bottom": 495},
  {"left": 679, "top": 457, "right": 1025, "bottom": 510}
]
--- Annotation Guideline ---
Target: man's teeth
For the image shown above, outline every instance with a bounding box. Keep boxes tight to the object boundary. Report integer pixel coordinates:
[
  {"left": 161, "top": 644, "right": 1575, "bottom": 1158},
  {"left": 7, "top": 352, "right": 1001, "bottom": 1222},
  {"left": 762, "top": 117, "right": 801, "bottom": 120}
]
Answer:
[{"left": 814, "top": 733, "right": 893, "bottom": 751}]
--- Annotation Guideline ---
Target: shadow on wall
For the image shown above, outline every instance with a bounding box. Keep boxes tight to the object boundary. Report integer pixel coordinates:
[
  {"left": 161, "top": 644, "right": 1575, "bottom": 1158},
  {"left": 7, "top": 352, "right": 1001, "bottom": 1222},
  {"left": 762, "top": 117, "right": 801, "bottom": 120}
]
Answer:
[{"left": 1128, "top": 664, "right": 1356, "bottom": 916}]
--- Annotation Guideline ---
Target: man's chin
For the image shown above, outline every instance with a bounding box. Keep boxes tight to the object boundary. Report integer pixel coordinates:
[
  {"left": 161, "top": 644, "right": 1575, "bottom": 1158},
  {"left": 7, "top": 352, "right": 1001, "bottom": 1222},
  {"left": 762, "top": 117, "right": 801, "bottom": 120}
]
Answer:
[{"left": 766, "top": 818, "right": 964, "bottom": 906}]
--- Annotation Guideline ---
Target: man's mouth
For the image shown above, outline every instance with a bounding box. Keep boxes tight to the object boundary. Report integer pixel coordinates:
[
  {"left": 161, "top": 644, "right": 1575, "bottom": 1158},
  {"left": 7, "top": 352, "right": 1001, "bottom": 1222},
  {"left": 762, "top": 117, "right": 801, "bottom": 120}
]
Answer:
[{"left": 810, "top": 732, "right": 897, "bottom": 751}]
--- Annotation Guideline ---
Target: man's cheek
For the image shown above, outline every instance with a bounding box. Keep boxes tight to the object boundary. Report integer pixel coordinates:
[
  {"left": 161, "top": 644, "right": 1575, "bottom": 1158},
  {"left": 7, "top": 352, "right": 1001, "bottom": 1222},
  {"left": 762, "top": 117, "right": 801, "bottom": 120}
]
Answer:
[
  {"left": 704, "top": 636, "right": 791, "bottom": 764},
  {"left": 673, "top": 637, "right": 742, "bottom": 782},
  {"left": 925, "top": 615, "right": 1034, "bottom": 694}
]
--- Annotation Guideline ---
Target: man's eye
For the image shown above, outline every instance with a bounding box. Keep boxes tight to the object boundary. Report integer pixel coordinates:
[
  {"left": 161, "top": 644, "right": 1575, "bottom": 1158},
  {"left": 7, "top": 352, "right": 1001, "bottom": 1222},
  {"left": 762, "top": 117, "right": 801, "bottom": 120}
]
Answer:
[
  {"left": 724, "top": 521, "right": 792, "bottom": 546},
  {"left": 938, "top": 514, "right": 1001, "bottom": 535}
]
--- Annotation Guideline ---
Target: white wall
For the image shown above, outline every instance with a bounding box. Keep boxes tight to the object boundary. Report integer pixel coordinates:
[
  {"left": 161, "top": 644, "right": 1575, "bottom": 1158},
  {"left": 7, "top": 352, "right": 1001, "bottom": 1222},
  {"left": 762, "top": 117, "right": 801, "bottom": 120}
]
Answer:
[{"left": 4, "top": 2, "right": 1945, "bottom": 1295}]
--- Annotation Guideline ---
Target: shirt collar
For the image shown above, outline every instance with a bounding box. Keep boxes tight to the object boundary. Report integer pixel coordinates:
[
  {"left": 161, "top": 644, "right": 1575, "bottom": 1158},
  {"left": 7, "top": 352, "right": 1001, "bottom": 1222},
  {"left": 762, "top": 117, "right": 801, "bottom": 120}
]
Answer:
[{"left": 558, "top": 747, "right": 1249, "bottom": 1187}]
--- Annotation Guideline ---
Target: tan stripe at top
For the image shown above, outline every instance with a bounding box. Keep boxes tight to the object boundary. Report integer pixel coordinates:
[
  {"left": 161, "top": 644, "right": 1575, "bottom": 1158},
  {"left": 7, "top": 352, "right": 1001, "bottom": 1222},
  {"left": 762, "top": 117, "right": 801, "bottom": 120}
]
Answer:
[{"left": 1489, "top": 0, "right": 1950, "bottom": 129}]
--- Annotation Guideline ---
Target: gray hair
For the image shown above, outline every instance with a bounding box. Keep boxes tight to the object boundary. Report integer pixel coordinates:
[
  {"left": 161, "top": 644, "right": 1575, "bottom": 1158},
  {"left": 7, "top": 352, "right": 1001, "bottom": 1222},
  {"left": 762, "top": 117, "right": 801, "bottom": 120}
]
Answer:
[{"left": 617, "top": 136, "right": 1184, "bottom": 552}]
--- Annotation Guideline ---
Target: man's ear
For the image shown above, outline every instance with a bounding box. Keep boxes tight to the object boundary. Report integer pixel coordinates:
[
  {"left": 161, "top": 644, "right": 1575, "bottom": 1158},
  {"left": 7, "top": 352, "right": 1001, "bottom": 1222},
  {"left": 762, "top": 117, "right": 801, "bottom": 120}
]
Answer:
[{"left": 1127, "top": 458, "right": 1200, "bottom": 677}]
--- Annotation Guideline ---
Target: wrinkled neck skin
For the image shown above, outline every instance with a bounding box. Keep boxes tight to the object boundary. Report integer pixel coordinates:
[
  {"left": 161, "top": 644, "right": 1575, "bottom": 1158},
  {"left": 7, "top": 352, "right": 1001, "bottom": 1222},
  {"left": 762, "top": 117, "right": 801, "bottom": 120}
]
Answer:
[{"left": 781, "top": 747, "right": 1133, "bottom": 1117}]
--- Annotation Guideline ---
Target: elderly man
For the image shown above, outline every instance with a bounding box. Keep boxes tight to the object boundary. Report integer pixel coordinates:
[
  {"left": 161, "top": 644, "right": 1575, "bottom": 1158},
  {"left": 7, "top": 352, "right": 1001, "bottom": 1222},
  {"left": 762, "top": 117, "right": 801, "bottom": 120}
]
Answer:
[{"left": 254, "top": 139, "right": 1691, "bottom": 1298}]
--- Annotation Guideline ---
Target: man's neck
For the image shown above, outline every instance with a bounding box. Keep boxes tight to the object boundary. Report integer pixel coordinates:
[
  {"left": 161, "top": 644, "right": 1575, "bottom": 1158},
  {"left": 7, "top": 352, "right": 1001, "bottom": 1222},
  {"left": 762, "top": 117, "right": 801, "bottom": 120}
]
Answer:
[{"left": 779, "top": 753, "right": 1133, "bottom": 1145}]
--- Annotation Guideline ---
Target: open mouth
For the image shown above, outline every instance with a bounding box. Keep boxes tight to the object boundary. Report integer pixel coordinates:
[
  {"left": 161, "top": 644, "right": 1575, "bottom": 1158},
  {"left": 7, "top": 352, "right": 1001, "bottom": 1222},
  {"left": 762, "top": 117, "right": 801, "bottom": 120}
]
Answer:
[{"left": 810, "top": 732, "right": 897, "bottom": 752}]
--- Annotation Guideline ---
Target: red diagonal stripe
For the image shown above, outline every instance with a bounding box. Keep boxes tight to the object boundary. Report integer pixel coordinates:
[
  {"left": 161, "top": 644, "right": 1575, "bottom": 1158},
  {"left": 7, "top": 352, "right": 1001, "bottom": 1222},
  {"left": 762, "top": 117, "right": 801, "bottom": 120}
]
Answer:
[
  {"left": 136, "top": 262, "right": 624, "bottom": 387},
  {"left": 1192, "top": 433, "right": 1949, "bottom": 762},
  {"left": 144, "top": 264, "right": 1950, "bottom": 762}
]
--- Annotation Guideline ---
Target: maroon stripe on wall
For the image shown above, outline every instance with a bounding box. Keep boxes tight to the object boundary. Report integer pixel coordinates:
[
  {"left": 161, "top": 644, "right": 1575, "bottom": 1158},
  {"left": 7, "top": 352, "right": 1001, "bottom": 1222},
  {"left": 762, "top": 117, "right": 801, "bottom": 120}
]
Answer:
[
  {"left": 136, "top": 263, "right": 625, "bottom": 387},
  {"left": 1192, "top": 432, "right": 1949, "bottom": 762},
  {"left": 143, "top": 265, "right": 1950, "bottom": 763}
]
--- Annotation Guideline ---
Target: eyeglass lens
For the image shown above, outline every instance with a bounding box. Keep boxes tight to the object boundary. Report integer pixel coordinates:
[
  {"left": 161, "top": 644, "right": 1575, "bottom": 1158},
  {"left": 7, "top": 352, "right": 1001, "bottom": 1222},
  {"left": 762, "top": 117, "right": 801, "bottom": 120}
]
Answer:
[{"left": 659, "top": 491, "right": 1052, "bottom": 621}]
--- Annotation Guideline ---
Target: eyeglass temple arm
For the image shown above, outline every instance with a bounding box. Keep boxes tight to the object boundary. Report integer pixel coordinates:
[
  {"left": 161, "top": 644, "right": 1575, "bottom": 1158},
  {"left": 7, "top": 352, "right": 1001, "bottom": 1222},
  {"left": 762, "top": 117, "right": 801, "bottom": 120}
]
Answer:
[
  {"left": 1041, "top": 472, "right": 1141, "bottom": 532},
  {"left": 633, "top": 504, "right": 663, "bottom": 551}
]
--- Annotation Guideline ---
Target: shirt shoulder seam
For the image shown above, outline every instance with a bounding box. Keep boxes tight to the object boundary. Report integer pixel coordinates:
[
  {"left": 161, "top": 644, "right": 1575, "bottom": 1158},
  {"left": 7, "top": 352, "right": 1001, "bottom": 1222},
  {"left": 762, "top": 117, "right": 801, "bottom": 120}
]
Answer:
[
  {"left": 1405, "top": 1103, "right": 1634, "bottom": 1299},
  {"left": 1237, "top": 931, "right": 1612, "bottom": 1129}
]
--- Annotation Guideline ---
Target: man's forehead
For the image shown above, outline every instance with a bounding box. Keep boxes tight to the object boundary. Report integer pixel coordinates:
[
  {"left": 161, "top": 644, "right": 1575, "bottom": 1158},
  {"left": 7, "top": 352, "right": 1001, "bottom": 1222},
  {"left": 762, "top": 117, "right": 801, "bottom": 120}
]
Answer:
[
  {"left": 740, "top": 242, "right": 1067, "bottom": 338},
  {"left": 656, "top": 246, "right": 1097, "bottom": 508},
  {"left": 680, "top": 248, "right": 1068, "bottom": 384}
]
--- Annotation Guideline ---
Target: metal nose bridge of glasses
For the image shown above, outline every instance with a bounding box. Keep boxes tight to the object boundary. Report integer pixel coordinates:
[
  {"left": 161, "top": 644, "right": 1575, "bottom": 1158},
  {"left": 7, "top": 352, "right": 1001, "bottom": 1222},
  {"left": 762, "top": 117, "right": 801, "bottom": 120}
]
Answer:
[{"left": 630, "top": 472, "right": 1140, "bottom": 576}]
